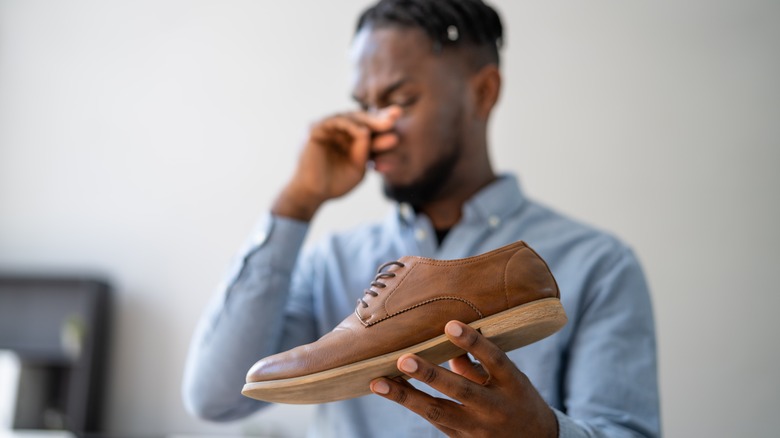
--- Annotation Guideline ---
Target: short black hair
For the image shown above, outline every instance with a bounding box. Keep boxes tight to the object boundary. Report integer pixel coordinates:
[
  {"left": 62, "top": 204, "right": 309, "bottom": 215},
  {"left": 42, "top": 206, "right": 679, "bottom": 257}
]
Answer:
[{"left": 356, "top": 0, "right": 504, "bottom": 67}]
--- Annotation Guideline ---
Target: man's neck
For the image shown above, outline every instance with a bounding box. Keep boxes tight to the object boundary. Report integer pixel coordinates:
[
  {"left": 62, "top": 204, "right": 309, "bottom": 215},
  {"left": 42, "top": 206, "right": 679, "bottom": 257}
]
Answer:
[{"left": 417, "top": 172, "right": 498, "bottom": 230}]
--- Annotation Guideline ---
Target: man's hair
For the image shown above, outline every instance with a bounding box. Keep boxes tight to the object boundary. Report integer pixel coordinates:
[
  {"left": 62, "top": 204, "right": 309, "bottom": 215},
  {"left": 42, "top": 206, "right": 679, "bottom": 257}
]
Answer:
[{"left": 356, "top": 0, "right": 504, "bottom": 67}]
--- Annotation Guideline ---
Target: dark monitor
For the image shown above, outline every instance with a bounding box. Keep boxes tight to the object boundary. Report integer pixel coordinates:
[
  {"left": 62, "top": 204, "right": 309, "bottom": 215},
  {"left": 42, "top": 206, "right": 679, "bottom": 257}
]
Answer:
[{"left": 0, "top": 277, "right": 111, "bottom": 435}]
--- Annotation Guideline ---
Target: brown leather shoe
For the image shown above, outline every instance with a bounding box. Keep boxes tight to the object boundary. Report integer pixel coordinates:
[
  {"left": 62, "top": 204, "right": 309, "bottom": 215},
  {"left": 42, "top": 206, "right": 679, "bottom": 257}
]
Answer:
[{"left": 242, "top": 240, "right": 566, "bottom": 404}]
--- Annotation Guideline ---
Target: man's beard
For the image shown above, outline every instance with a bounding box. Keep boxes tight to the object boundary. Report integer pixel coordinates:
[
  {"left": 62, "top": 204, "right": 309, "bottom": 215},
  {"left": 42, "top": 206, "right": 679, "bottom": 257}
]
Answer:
[{"left": 381, "top": 144, "right": 461, "bottom": 207}]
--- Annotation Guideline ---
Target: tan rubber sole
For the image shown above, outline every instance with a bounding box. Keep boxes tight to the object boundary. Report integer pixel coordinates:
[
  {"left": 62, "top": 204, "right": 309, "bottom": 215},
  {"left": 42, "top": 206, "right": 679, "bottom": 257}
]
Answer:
[{"left": 241, "top": 297, "right": 567, "bottom": 404}]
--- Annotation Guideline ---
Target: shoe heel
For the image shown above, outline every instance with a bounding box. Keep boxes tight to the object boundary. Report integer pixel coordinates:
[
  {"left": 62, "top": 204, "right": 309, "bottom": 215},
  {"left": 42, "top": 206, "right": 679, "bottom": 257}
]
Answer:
[
  {"left": 471, "top": 297, "right": 567, "bottom": 353},
  {"left": 408, "top": 298, "right": 566, "bottom": 384}
]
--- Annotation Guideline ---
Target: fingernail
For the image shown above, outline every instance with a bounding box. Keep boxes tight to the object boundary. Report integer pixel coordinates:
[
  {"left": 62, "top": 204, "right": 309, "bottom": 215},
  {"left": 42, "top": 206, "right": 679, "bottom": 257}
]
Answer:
[
  {"left": 446, "top": 322, "right": 463, "bottom": 337},
  {"left": 372, "top": 380, "right": 390, "bottom": 395},
  {"left": 400, "top": 357, "right": 418, "bottom": 373}
]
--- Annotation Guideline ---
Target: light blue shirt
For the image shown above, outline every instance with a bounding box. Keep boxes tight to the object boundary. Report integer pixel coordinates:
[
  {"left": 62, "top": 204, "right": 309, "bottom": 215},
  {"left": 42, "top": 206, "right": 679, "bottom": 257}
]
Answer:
[{"left": 183, "top": 174, "right": 660, "bottom": 437}]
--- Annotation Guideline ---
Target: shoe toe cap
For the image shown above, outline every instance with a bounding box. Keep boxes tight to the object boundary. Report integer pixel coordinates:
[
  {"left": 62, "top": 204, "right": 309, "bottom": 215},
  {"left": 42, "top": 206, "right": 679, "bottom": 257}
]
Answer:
[{"left": 246, "top": 345, "right": 316, "bottom": 383}]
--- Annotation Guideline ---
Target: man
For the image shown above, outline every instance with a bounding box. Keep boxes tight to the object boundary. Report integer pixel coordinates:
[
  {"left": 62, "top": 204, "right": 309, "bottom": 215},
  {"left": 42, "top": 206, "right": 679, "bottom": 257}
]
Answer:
[{"left": 183, "top": 1, "right": 660, "bottom": 436}]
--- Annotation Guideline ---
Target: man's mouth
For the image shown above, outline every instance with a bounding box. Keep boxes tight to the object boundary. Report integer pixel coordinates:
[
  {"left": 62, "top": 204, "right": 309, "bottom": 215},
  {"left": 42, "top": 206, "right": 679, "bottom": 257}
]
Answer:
[{"left": 369, "top": 150, "right": 397, "bottom": 174}]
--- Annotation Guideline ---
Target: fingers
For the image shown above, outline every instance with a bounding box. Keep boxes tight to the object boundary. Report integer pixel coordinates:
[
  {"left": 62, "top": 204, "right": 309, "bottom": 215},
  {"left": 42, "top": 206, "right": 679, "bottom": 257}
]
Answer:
[
  {"left": 370, "top": 322, "right": 555, "bottom": 437},
  {"left": 351, "top": 105, "right": 402, "bottom": 133},
  {"left": 352, "top": 106, "right": 401, "bottom": 155},
  {"left": 371, "top": 321, "right": 516, "bottom": 407},
  {"left": 314, "top": 106, "right": 401, "bottom": 155},
  {"left": 444, "top": 320, "right": 518, "bottom": 384},
  {"left": 321, "top": 106, "right": 400, "bottom": 140},
  {"left": 448, "top": 354, "right": 489, "bottom": 384},
  {"left": 371, "top": 131, "right": 398, "bottom": 153},
  {"left": 381, "top": 352, "right": 490, "bottom": 411},
  {"left": 370, "top": 376, "right": 463, "bottom": 435},
  {"left": 288, "top": 105, "right": 401, "bottom": 210},
  {"left": 314, "top": 117, "right": 371, "bottom": 163}
]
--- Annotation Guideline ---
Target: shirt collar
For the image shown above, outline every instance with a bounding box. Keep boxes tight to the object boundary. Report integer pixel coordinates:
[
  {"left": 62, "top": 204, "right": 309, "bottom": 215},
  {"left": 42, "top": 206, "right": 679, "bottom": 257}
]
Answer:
[{"left": 396, "top": 173, "right": 525, "bottom": 227}]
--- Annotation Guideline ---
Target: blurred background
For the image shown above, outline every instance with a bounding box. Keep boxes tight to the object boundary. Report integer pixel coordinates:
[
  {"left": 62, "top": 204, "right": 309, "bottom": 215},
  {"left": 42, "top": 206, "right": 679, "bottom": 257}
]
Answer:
[{"left": 0, "top": 0, "right": 778, "bottom": 437}]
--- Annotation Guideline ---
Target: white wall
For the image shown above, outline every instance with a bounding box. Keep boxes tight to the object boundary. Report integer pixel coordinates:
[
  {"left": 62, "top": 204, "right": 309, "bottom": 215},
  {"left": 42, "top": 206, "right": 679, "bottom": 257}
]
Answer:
[{"left": 0, "top": 1, "right": 777, "bottom": 437}]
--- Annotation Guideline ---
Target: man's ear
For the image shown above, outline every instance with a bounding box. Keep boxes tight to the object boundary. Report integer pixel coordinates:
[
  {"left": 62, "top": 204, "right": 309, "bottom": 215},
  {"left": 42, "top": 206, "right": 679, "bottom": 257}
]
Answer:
[{"left": 470, "top": 64, "right": 501, "bottom": 120}]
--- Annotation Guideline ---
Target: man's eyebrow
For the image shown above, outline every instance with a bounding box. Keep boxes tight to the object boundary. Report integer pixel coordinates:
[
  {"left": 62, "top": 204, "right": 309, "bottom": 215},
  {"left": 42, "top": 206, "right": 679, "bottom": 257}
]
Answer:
[{"left": 351, "top": 77, "right": 409, "bottom": 105}]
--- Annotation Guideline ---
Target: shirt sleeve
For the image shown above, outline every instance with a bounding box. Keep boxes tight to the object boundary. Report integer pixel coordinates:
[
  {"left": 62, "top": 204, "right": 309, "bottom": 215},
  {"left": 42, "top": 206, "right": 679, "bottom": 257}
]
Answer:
[
  {"left": 554, "top": 246, "right": 661, "bottom": 437},
  {"left": 181, "top": 213, "right": 311, "bottom": 422}
]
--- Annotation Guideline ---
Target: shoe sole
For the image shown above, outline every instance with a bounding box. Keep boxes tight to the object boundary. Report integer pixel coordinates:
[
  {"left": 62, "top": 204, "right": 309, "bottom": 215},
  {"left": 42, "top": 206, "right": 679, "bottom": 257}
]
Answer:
[{"left": 241, "top": 297, "right": 567, "bottom": 404}]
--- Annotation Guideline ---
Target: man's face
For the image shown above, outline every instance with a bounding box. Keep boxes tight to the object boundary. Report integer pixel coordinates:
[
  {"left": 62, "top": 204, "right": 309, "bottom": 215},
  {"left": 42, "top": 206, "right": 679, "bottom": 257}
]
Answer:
[{"left": 350, "top": 26, "right": 475, "bottom": 206}]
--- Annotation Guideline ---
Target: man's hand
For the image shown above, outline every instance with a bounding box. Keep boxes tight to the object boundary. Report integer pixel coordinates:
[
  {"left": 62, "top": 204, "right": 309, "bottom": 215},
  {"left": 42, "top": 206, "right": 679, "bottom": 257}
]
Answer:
[
  {"left": 272, "top": 106, "right": 402, "bottom": 221},
  {"left": 370, "top": 321, "right": 558, "bottom": 438}
]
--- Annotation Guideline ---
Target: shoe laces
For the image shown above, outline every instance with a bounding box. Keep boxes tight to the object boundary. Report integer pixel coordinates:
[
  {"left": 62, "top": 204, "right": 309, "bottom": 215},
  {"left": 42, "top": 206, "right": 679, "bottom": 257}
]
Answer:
[{"left": 357, "top": 260, "right": 405, "bottom": 308}]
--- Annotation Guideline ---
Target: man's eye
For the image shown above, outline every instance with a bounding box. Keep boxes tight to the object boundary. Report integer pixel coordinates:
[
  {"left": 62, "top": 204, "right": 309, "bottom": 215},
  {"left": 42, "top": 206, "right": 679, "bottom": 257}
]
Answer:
[{"left": 394, "top": 96, "right": 418, "bottom": 108}]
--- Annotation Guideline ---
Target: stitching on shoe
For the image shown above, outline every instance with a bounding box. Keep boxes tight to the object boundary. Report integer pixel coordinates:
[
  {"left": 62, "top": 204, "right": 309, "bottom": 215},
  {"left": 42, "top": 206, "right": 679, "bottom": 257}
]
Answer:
[
  {"left": 503, "top": 256, "right": 510, "bottom": 310},
  {"left": 359, "top": 296, "right": 484, "bottom": 327},
  {"left": 412, "top": 242, "right": 525, "bottom": 267},
  {"left": 383, "top": 262, "right": 417, "bottom": 316},
  {"left": 503, "top": 247, "right": 531, "bottom": 309},
  {"left": 356, "top": 242, "right": 528, "bottom": 325},
  {"left": 504, "top": 245, "right": 538, "bottom": 309}
]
